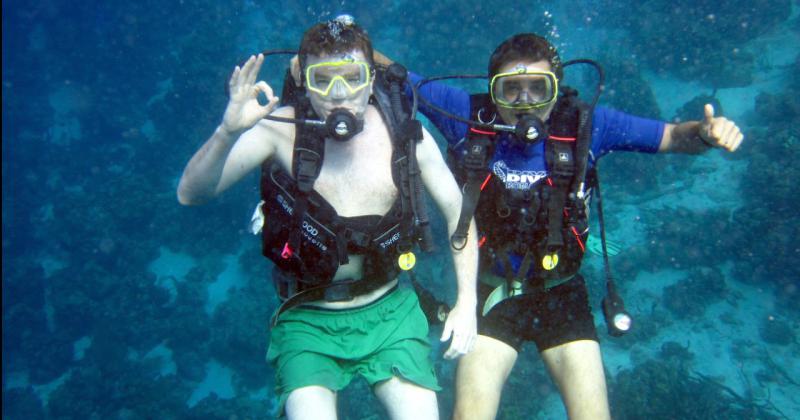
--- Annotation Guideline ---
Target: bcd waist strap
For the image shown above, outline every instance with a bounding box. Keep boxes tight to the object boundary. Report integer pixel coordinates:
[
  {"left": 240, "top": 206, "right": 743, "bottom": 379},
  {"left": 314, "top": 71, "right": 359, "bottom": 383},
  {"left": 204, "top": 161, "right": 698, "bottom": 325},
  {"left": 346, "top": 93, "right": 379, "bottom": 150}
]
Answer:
[{"left": 270, "top": 268, "right": 391, "bottom": 326}]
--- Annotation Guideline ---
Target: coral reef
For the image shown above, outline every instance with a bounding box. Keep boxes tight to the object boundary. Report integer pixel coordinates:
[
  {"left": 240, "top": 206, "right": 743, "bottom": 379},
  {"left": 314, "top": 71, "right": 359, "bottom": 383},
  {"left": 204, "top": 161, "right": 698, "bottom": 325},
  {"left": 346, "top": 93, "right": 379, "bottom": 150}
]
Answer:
[
  {"left": 1, "top": 387, "right": 45, "bottom": 420},
  {"left": 758, "top": 317, "right": 796, "bottom": 347},
  {"left": 662, "top": 267, "right": 727, "bottom": 319},
  {"left": 673, "top": 93, "right": 724, "bottom": 123},
  {"left": 209, "top": 283, "right": 272, "bottom": 391},
  {"left": 610, "top": 359, "right": 784, "bottom": 419},
  {"left": 737, "top": 54, "right": 800, "bottom": 305},
  {"left": 4, "top": 1, "right": 799, "bottom": 418},
  {"left": 637, "top": 207, "right": 744, "bottom": 272}
]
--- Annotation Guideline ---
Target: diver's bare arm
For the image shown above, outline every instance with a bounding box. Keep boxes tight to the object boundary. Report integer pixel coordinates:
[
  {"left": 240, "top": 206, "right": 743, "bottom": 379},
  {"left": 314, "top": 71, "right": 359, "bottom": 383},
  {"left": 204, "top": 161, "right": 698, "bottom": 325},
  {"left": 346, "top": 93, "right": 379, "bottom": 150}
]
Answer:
[
  {"left": 417, "top": 129, "right": 478, "bottom": 358},
  {"left": 177, "top": 54, "right": 280, "bottom": 205},
  {"left": 658, "top": 104, "right": 743, "bottom": 154},
  {"left": 660, "top": 121, "right": 710, "bottom": 154},
  {"left": 416, "top": 131, "right": 478, "bottom": 308},
  {"left": 178, "top": 127, "right": 244, "bottom": 205},
  {"left": 178, "top": 121, "right": 283, "bottom": 205}
]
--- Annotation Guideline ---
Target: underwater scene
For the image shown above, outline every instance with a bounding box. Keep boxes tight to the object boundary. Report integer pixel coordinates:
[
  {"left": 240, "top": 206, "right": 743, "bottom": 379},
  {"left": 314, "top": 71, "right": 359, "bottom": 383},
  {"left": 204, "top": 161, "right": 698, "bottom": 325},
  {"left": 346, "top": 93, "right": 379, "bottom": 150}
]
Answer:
[{"left": 3, "top": 0, "right": 799, "bottom": 418}]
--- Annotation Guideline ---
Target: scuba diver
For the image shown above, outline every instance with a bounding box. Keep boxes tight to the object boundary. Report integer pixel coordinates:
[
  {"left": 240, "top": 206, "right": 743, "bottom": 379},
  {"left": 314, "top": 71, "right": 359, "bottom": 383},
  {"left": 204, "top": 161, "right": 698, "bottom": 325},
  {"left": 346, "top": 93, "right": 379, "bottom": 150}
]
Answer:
[
  {"left": 376, "top": 33, "right": 743, "bottom": 419},
  {"left": 177, "top": 17, "right": 479, "bottom": 420}
]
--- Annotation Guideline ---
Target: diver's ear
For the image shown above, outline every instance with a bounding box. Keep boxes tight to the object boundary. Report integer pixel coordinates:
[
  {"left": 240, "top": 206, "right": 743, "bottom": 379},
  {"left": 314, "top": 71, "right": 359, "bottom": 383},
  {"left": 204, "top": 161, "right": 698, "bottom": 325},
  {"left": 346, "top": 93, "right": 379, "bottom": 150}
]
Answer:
[{"left": 290, "top": 56, "right": 302, "bottom": 87}]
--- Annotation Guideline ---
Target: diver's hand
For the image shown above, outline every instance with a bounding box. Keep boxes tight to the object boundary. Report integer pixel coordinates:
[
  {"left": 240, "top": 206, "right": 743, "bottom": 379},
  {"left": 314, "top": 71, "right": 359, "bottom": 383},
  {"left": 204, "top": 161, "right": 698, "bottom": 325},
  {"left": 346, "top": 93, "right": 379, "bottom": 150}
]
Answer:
[
  {"left": 441, "top": 300, "right": 477, "bottom": 359},
  {"left": 222, "top": 54, "right": 280, "bottom": 136},
  {"left": 699, "top": 104, "right": 744, "bottom": 152}
]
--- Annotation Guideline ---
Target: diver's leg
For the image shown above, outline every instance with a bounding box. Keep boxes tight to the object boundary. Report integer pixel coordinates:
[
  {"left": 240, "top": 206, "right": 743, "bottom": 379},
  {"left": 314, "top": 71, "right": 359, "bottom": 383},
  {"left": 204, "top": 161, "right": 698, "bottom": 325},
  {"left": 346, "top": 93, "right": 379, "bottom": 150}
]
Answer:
[
  {"left": 285, "top": 385, "right": 337, "bottom": 420},
  {"left": 374, "top": 376, "right": 439, "bottom": 420},
  {"left": 541, "top": 339, "right": 610, "bottom": 420},
  {"left": 452, "top": 334, "right": 518, "bottom": 420}
]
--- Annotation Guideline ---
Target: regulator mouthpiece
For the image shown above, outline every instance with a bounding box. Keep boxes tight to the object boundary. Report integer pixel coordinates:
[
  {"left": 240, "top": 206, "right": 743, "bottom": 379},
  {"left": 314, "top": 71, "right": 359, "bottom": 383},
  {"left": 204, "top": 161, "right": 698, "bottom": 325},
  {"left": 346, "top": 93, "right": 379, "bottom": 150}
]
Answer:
[
  {"left": 326, "top": 108, "right": 363, "bottom": 141},
  {"left": 514, "top": 114, "right": 547, "bottom": 145}
]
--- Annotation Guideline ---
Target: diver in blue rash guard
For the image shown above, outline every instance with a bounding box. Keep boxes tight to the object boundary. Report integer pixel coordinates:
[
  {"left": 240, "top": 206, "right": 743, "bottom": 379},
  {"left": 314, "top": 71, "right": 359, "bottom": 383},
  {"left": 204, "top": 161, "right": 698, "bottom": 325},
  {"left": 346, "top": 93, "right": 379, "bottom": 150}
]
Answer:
[{"left": 375, "top": 33, "right": 743, "bottom": 420}]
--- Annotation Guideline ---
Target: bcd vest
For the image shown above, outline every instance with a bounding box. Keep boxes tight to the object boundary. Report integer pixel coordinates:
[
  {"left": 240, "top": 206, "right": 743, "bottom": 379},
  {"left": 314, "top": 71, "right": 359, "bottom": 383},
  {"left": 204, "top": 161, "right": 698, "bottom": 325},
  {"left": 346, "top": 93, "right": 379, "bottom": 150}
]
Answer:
[
  {"left": 449, "top": 89, "right": 594, "bottom": 290},
  {"left": 259, "top": 66, "right": 429, "bottom": 303}
]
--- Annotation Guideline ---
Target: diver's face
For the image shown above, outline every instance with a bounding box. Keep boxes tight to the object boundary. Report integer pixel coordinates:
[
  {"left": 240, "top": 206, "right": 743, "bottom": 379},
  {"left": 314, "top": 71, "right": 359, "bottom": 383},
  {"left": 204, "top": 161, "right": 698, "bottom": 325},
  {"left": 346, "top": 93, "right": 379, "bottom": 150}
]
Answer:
[
  {"left": 494, "top": 59, "right": 557, "bottom": 125},
  {"left": 304, "top": 50, "right": 373, "bottom": 121}
]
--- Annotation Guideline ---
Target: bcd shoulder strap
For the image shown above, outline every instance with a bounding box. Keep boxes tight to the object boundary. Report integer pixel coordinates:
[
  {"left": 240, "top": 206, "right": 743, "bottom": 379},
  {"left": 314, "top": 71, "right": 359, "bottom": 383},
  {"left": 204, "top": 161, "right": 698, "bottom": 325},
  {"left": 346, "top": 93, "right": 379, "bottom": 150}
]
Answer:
[{"left": 450, "top": 94, "right": 496, "bottom": 249}]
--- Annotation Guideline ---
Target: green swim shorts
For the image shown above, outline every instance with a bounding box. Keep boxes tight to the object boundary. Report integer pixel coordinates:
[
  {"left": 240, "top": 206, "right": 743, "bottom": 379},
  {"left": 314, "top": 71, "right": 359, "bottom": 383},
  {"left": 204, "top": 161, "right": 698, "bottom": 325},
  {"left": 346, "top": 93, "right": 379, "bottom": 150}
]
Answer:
[{"left": 266, "top": 285, "right": 440, "bottom": 412}]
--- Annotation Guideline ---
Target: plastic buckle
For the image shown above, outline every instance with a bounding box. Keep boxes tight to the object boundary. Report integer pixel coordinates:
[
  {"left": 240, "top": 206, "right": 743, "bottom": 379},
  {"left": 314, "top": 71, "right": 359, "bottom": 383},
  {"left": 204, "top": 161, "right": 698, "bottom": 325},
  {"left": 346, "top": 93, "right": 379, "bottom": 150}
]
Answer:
[
  {"left": 403, "top": 120, "right": 422, "bottom": 143},
  {"left": 281, "top": 242, "right": 293, "bottom": 259}
]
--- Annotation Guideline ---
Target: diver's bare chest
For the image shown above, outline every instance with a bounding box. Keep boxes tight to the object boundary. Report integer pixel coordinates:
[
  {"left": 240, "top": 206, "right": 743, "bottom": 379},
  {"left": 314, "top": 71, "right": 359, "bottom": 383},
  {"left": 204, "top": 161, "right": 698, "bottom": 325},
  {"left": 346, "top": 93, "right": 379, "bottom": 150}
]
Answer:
[{"left": 313, "top": 129, "right": 397, "bottom": 217}]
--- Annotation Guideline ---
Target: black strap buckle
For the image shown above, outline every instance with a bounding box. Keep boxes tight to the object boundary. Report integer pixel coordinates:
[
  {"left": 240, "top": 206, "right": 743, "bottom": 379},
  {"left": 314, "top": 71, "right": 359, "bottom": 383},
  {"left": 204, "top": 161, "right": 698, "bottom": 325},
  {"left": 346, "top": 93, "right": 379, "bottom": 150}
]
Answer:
[
  {"left": 295, "top": 150, "right": 320, "bottom": 192},
  {"left": 272, "top": 267, "right": 298, "bottom": 301},
  {"left": 344, "top": 228, "right": 371, "bottom": 247},
  {"left": 403, "top": 120, "right": 423, "bottom": 143}
]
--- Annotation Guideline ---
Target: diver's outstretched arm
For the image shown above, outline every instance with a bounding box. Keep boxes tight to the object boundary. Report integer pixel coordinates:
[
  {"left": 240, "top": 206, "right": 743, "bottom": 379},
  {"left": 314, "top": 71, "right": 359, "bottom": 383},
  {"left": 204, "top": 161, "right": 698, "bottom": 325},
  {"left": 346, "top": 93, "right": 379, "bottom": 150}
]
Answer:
[{"left": 659, "top": 104, "right": 744, "bottom": 154}]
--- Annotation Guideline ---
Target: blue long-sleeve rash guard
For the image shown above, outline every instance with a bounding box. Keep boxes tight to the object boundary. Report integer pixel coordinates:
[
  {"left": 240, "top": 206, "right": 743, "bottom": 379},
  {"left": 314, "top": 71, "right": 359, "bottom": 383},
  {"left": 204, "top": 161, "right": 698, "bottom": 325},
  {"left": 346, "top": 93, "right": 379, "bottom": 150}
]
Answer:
[{"left": 408, "top": 72, "right": 665, "bottom": 190}]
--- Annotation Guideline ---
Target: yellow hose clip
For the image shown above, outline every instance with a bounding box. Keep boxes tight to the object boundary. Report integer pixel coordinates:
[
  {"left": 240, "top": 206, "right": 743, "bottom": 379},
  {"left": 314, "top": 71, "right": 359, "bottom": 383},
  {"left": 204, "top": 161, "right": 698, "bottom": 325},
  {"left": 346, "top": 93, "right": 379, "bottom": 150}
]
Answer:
[
  {"left": 398, "top": 252, "right": 416, "bottom": 271},
  {"left": 542, "top": 253, "right": 559, "bottom": 270}
]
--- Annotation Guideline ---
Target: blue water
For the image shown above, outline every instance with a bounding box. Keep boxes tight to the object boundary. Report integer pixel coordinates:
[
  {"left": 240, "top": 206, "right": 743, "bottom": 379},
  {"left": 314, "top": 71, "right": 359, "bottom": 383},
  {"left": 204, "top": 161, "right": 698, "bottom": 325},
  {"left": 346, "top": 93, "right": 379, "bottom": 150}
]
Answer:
[{"left": 3, "top": 1, "right": 798, "bottom": 418}]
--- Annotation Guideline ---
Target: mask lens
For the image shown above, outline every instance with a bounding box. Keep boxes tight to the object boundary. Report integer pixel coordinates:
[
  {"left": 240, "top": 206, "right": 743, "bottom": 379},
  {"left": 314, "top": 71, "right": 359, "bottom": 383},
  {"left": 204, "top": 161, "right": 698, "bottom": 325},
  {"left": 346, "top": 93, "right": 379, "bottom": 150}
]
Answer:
[
  {"left": 491, "top": 72, "right": 557, "bottom": 109},
  {"left": 306, "top": 61, "right": 370, "bottom": 96}
]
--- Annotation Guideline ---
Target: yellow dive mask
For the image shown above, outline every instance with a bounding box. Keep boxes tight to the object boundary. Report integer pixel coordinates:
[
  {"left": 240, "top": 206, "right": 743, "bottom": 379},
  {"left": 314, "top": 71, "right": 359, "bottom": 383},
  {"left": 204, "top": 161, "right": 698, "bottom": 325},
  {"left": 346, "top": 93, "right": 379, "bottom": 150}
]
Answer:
[
  {"left": 489, "top": 65, "right": 558, "bottom": 110},
  {"left": 305, "top": 59, "right": 371, "bottom": 97}
]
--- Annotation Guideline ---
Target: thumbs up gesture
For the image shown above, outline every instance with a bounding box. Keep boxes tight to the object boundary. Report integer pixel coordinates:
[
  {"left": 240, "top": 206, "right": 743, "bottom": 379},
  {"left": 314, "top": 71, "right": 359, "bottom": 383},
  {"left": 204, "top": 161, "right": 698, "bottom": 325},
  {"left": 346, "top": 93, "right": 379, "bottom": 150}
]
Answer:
[{"left": 699, "top": 104, "right": 744, "bottom": 152}]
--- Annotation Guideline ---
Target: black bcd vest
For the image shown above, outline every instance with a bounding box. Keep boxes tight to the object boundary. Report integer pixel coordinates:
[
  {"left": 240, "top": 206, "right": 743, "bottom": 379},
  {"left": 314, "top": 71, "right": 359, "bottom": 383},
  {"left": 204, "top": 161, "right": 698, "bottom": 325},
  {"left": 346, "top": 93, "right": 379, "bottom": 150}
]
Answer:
[
  {"left": 259, "top": 66, "right": 428, "bottom": 301},
  {"left": 450, "top": 88, "right": 595, "bottom": 288}
]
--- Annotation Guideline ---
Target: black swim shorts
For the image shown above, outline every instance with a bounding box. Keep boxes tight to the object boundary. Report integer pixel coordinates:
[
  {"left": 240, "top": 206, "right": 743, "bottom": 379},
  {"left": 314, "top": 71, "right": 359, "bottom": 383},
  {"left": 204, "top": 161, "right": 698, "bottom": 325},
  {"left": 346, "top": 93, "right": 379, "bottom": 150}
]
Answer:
[{"left": 477, "top": 274, "right": 599, "bottom": 352}]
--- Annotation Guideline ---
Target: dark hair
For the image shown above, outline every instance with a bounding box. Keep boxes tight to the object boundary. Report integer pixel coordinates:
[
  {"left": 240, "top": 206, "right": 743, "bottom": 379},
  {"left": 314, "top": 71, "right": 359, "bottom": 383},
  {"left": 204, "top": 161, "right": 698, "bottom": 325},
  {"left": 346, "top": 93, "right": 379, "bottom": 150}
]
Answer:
[
  {"left": 488, "top": 33, "right": 562, "bottom": 80},
  {"left": 298, "top": 19, "right": 374, "bottom": 72}
]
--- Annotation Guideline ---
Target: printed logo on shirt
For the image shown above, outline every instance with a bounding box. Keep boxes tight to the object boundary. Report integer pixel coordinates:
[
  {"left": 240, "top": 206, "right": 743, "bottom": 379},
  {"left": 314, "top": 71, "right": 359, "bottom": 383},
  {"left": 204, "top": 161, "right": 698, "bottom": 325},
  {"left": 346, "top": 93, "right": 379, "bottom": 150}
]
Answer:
[{"left": 493, "top": 160, "right": 547, "bottom": 190}]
